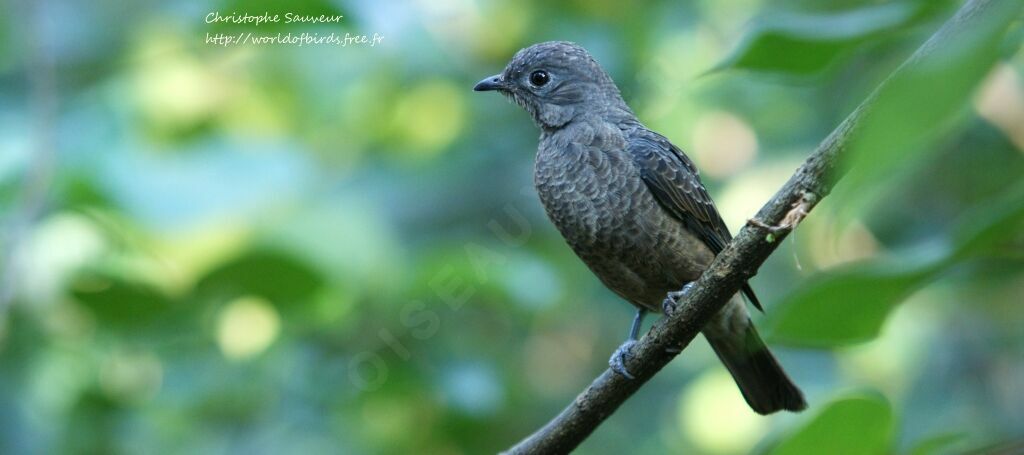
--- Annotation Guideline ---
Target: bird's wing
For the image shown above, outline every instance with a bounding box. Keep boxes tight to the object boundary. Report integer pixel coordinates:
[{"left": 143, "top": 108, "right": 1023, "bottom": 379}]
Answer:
[{"left": 628, "top": 131, "right": 763, "bottom": 311}]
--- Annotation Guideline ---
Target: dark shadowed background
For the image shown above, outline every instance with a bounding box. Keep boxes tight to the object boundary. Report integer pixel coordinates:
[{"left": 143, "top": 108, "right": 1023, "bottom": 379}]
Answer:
[{"left": 0, "top": 0, "right": 1022, "bottom": 453}]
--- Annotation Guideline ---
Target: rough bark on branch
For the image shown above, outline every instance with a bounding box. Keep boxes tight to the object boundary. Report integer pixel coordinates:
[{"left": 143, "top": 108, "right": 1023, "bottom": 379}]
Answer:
[{"left": 503, "top": 0, "right": 1009, "bottom": 453}]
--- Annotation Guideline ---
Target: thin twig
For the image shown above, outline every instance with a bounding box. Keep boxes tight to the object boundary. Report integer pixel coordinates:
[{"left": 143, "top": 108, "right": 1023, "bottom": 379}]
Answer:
[{"left": 748, "top": 190, "right": 817, "bottom": 243}]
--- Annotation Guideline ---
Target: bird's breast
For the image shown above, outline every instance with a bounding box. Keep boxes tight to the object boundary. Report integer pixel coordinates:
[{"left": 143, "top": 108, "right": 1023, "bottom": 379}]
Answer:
[
  {"left": 533, "top": 137, "right": 658, "bottom": 254},
  {"left": 532, "top": 128, "right": 713, "bottom": 307}
]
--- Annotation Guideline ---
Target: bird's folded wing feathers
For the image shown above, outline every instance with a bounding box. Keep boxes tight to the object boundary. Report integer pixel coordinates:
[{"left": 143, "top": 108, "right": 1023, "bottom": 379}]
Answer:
[{"left": 628, "top": 132, "right": 763, "bottom": 311}]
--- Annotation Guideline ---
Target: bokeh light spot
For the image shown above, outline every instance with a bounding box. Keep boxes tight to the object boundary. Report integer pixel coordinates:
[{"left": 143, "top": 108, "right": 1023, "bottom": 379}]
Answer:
[
  {"left": 717, "top": 159, "right": 802, "bottom": 232},
  {"left": 679, "top": 369, "right": 768, "bottom": 454},
  {"left": 442, "top": 363, "right": 503, "bottom": 416},
  {"left": 391, "top": 80, "right": 466, "bottom": 156},
  {"left": 99, "top": 349, "right": 163, "bottom": 404},
  {"left": 691, "top": 111, "right": 759, "bottom": 178},
  {"left": 974, "top": 63, "right": 1024, "bottom": 151},
  {"left": 131, "top": 29, "right": 229, "bottom": 132},
  {"left": 216, "top": 296, "right": 281, "bottom": 360},
  {"left": 23, "top": 213, "right": 107, "bottom": 303}
]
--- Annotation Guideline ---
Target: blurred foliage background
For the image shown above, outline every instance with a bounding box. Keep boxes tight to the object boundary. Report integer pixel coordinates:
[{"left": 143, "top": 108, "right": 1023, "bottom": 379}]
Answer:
[{"left": 0, "top": 0, "right": 1022, "bottom": 453}]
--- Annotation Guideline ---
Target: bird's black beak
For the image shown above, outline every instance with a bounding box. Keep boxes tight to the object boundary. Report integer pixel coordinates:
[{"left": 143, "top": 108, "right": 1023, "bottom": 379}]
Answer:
[{"left": 473, "top": 74, "right": 505, "bottom": 92}]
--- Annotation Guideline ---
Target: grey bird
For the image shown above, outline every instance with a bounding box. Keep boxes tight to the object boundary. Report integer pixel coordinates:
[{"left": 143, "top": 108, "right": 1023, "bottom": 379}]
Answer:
[{"left": 474, "top": 41, "right": 806, "bottom": 414}]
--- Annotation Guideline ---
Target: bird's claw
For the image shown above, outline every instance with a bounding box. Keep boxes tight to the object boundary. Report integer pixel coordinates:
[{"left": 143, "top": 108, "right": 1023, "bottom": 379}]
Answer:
[
  {"left": 662, "top": 282, "right": 695, "bottom": 316},
  {"left": 609, "top": 339, "right": 637, "bottom": 379},
  {"left": 661, "top": 296, "right": 676, "bottom": 316}
]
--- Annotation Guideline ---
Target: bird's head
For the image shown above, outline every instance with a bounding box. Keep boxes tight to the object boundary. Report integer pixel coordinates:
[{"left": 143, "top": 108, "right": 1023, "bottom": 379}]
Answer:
[{"left": 474, "top": 41, "right": 629, "bottom": 130}]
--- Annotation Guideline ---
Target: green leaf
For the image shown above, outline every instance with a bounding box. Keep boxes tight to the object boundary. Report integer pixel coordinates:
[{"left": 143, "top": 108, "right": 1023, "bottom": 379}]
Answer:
[
  {"left": 709, "top": 3, "right": 921, "bottom": 76},
  {"left": 907, "top": 432, "right": 967, "bottom": 455},
  {"left": 949, "top": 180, "right": 1024, "bottom": 260},
  {"left": 764, "top": 256, "right": 943, "bottom": 347},
  {"left": 763, "top": 1, "right": 1024, "bottom": 347},
  {"left": 71, "top": 272, "right": 182, "bottom": 333},
  {"left": 766, "top": 179, "right": 1024, "bottom": 347},
  {"left": 834, "top": 0, "right": 1024, "bottom": 219},
  {"left": 193, "top": 248, "right": 326, "bottom": 311},
  {"left": 770, "top": 393, "right": 894, "bottom": 455}
]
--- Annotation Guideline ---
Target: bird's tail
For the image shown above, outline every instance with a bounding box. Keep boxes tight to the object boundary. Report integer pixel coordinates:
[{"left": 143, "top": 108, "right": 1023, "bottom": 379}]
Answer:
[{"left": 704, "top": 299, "right": 807, "bottom": 414}]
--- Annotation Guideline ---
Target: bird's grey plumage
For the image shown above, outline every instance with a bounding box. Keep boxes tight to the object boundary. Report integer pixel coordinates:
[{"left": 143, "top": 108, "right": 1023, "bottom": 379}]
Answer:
[{"left": 475, "top": 41, "right": 805, "bottom": 414}]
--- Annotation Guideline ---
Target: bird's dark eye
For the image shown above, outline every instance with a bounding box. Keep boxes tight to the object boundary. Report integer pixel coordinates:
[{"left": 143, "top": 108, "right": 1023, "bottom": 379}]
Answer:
[{"left": 529, "top": 70, "right": 550, "bottom": 87}]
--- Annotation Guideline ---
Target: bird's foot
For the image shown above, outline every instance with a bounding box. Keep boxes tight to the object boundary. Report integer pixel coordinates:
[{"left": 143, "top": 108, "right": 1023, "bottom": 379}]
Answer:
[
  {"left": 608, "top": 339, "right": 638, "bottom": 379},
  {"left": 662, "top": 282, "right": 696, "bottom": 316}
]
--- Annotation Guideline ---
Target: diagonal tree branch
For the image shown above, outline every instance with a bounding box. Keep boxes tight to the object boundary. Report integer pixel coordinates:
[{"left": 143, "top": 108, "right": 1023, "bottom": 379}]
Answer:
[{"left": 503, "top": 0, "right": 1011, "bottom": 453}]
